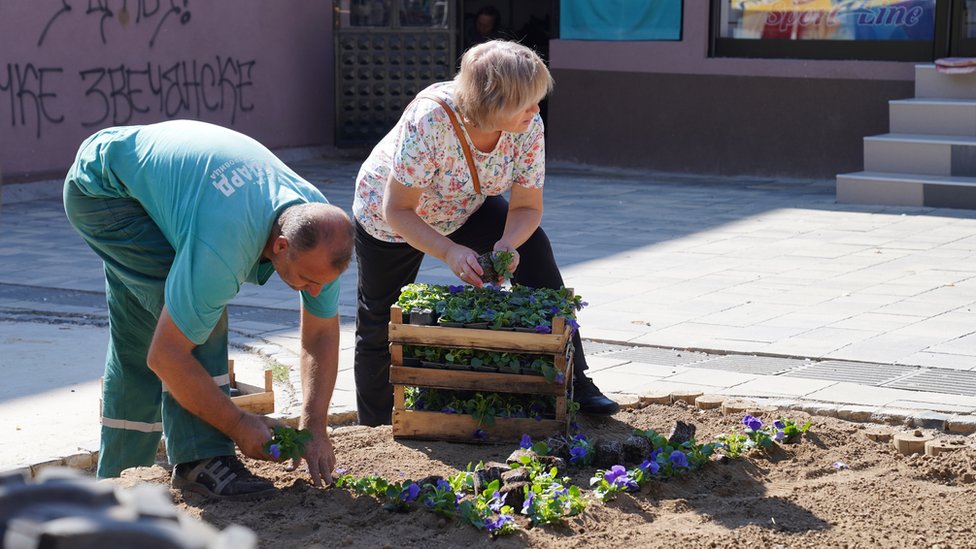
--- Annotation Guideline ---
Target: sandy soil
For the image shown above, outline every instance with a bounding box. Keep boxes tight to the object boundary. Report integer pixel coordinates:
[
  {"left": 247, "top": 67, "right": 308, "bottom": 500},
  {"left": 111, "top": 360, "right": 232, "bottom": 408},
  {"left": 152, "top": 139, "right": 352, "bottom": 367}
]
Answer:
[{"left": 118, "top": 403, "right": 976, "bottom": 549}]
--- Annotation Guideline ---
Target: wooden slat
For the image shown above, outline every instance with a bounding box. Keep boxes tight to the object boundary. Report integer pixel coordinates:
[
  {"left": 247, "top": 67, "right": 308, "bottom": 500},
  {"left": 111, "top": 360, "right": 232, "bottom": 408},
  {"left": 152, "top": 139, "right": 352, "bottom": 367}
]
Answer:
[
  {"left": 394, "top": 384, "right": 405, "bottom": 410},
  {"left": 390, "top": 344, "right": 403, "bottom": 366},
  {"left": 263, "top": 369, "right": 272, "bottom": 392},
  {"left": 393, "top": 410, "right": 567, "bottom": 442},
  {"left": 388, "top": 323, "right": 570, "bottom": 353},
  {"left": 231, "top": 390, "right": 274, "bottom": 414},
  {"left": 390, "top": 366, "right": 565, "bottom": 395}
]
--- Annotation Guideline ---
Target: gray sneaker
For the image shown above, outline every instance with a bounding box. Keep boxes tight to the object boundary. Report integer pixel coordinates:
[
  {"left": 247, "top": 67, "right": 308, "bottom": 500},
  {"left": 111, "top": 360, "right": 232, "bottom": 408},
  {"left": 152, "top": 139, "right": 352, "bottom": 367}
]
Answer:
[{"left": 172, "top": 455, "right": 276, "bottom": 501}]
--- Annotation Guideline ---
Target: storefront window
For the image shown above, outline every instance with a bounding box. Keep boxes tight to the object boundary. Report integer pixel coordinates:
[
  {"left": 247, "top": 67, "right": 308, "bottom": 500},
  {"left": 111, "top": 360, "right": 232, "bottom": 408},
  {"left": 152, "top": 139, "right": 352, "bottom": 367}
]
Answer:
[
  {"left": 711, "top": 0, "right": 950, "bottom": 60},
  {"left": 719, "top": 0, "right": 936, "bottom": 41},
  {"left": 560, "top": 0, "right": 682, "bottom": 40},
  {"left": 336, "top": 0, "right": 447, "bottom": 28},
  {"left": 964, "top": 0, "right": 976, "bottom": 36}
]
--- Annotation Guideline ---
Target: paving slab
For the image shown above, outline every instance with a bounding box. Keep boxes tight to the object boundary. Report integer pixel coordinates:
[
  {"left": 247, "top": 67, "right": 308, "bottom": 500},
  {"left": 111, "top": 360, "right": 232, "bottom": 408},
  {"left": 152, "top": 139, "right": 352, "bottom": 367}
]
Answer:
[{"left": 3, "top": 157, "right": 976, "bottom": 472}]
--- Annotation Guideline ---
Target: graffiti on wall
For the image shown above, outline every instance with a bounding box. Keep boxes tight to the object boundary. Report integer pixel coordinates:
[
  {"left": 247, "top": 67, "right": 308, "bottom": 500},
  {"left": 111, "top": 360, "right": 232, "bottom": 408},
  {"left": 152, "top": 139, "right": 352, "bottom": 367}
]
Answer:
[
  {"left": 1, "top": 0, "right": 257, "bottom": 139},
  {"left": 38, "top": 0, "right": 192, "bottom": 48}
]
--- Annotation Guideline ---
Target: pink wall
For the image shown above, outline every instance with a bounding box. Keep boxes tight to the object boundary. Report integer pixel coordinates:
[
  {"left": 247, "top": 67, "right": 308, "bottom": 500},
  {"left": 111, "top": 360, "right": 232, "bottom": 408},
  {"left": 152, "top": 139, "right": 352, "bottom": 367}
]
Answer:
[
  {"left": 0, "top": 1, "right": 334, "bottom": 179},
  {"left": 549, "top": 2, "right": 916, "bottom": 81}
]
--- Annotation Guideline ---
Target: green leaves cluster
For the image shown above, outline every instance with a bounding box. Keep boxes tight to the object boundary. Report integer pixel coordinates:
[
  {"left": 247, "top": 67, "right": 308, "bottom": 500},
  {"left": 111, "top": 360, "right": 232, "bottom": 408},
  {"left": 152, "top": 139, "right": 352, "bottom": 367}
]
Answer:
[
  {"left": 397, "top": 283, "right": 584, "bottom": 332},
  {"left": 263, "top": 425, "right": 313, "bottom": 461},
  {"left": 715, "top": 415, "right": 812, "bottom": 459},
  {"left": 402, "top": 386, "right": 559, "bottom": 429}
]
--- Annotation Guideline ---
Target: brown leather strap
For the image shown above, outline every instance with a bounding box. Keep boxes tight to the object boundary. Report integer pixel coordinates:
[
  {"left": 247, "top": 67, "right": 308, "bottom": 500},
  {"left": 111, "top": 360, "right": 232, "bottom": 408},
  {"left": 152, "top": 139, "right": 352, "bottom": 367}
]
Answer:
[{"left": 414, "top": 94, "right": 481, "bottom": 195}]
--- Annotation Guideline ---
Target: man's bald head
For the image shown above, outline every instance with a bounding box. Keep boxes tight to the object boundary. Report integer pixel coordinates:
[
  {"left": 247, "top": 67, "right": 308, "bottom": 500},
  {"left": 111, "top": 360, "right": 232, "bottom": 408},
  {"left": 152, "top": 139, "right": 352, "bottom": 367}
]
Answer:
[{"left": 279, "top": 202, "right": 355, "bottom": 271}]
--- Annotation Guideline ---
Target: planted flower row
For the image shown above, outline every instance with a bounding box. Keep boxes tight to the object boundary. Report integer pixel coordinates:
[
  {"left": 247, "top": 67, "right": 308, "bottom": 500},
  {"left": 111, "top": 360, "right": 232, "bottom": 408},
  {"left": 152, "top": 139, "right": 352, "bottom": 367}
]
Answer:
[
  {"left": 396, "top": 283, "right": 585, "bottom": 332},
  {"left": 265, "top": 415, "right": 812, "bottom": 538},
  {"left": 402, "top": 345, "right": 565, "bottom": 383}
]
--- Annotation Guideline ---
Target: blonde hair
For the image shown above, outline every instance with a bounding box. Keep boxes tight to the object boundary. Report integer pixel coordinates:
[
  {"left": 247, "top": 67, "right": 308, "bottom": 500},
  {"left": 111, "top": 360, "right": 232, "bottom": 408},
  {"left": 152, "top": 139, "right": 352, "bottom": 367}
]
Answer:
[{"left": 453, "top": 40, "right": 553, "bottom": 130}]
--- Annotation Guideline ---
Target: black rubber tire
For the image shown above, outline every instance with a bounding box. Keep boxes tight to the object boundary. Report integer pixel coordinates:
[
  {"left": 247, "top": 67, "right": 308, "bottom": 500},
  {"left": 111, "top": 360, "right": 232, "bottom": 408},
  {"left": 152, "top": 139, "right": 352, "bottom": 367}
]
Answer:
[{"left": 0, "top": 467, "right": 256, "bottom": 548}]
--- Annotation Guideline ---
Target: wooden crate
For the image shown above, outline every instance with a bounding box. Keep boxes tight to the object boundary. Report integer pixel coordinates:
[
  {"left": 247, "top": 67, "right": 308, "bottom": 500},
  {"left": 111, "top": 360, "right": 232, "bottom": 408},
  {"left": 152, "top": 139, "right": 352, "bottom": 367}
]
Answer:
[
  {"left": 99, "top": 359, "right": 275, "bottom": 416},
  {"left": 228, "top": 359, "right": 275, "bottom": 415},
  {"left": 389, "top": 304, "right": 574, "bottom": 442}
]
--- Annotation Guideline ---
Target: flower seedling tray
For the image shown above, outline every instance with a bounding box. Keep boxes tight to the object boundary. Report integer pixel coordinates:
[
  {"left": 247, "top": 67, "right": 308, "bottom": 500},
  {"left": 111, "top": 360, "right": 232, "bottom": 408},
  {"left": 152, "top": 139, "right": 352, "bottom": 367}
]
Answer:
[
  {"left": 391, "top": 409, "right": 567, "bottom": 443},
  {"left": 228, "top": 359, "right": 275, "bottom": 415},
  {"left": 388, "top": 304, "right": 573, "bottom": 442}
]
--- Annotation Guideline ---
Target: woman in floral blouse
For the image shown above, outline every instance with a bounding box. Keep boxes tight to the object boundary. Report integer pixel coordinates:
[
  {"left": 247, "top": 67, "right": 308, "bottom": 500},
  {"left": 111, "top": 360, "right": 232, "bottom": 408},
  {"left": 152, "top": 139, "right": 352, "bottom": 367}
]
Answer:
[{"left": 352, "top": 40, "right": 618, "bottom": 427}]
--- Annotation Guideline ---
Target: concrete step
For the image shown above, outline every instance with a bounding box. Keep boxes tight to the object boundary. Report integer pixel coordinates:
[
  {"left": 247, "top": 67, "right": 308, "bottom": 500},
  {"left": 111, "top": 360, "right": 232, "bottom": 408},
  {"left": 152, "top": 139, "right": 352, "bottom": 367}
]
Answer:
[
  {"left": 863, "top": 133, "right": 976, "bottom": 176},
  {"left": 915, "top": 64, "right": 976, "bottom": 99},
  {"left": 890, "top": 98, "right": 976, "bottom": 136},
  {"left": 836, "top": 170, "right": 976, "bottom": 209}
]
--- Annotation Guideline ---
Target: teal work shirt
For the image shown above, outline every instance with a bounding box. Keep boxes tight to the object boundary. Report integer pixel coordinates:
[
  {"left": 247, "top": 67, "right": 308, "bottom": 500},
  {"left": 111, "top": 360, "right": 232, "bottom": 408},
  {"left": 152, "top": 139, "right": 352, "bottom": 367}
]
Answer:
[{"left": 66, "top": 120, "right": 339, "bottom": 345}]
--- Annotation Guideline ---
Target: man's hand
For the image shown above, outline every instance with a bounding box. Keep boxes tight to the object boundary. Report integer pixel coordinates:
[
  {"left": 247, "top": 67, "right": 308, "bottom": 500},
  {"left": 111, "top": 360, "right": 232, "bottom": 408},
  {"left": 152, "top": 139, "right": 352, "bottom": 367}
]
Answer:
[
  {"left": 228, "top": 412, "right": 280, "bottom": 460},
  {"left": 295, "top": 428, "right": 336, "bottom": 487}
]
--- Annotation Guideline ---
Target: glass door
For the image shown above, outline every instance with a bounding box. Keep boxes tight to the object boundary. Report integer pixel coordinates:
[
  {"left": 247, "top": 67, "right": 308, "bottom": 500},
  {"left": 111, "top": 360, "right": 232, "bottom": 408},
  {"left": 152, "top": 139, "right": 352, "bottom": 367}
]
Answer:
[
  {"left": 334, "top": 0, "right": 457, "bottom": 146},
  {"left": 949, "top": 0, "right": 976, "bottom": 55}
]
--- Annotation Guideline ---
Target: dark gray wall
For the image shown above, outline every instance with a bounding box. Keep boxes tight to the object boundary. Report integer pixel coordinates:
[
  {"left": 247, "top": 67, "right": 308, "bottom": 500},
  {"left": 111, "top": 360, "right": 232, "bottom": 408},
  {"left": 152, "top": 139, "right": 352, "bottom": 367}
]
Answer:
[{"left": 548, "top": 69, "right": 913, "bottom": 179}]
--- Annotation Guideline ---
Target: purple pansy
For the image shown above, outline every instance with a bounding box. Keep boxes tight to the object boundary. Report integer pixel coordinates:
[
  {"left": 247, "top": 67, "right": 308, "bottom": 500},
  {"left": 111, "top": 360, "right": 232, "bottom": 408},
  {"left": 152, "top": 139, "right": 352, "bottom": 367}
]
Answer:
[
  {"left": 520, "top": 434, "right": 532, "bottom": 449},
  {"left": 773, "top": 420, "right": 785, "bottom": 430},
  {"left": 569, "top": 446, "right": 588, "bottom": 464},
  {"left": 489, "top": 491, "right": 507, "bottom": 512},
  {"left": 473, "top": 428, "right": 488, "bottom": 440},
  {"left": 268, "top": 443, "right": 281, "bottom": 460},
  {"left": 639, "top": 459, "right": 660, "bottom": 475},
  {"left": 401, "top": 482, "right": 420, "bottom": 502},
  {"left": 485, "top": 514, "right": 513, "bottom": 533},
  {"left": 534, "top": 325, "right": 551, "bottom": 334},
  {"left": 448, "top": 284, "right": 464, "bottom": 294},
  {"left": 669, "top": 450, "right": 689, "bottom": 468},
  {"left": 742, "top": 414, "right": 764, "bottom": 431}
]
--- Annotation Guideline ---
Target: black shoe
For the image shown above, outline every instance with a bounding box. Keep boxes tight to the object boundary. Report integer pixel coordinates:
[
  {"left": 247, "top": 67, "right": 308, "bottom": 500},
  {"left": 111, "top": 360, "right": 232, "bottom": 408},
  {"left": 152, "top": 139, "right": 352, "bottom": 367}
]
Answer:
[
  {"left": 573, "top": 375, "right": 620, "bottom": 416},
  {"left": 172, "top": 455, "right": 276, "bottom": 501}
]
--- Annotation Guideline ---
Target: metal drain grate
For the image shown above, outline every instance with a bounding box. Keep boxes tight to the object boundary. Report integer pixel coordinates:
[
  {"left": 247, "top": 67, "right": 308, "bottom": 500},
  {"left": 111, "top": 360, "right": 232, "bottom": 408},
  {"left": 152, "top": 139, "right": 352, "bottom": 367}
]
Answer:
[
  {"left": 600, "top": 346, "right": 712, "bottom": 367},
  {"left": 781, "top": 360, "right": 919, "bottom": 386},
  {"left": 689, "top": 354, "right": 809, "bottom": 376},
  {"left": 581, "top": 341, "right": 635, "bottom": 355},
  {"left": 885, "top": 369, "right": 976, "bottom": 397}
]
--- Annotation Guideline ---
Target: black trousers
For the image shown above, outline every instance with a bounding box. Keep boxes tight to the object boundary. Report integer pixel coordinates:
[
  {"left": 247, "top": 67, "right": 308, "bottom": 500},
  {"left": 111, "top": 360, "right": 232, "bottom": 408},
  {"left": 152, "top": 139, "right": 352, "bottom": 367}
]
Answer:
[{"left": 354, "top": 195, "right": 591, "bottom": 426}]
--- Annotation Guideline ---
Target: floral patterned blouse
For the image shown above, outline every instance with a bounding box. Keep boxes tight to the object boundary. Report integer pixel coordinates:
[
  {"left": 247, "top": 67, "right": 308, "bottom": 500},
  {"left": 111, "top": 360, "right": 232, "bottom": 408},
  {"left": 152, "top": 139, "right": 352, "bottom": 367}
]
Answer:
[{"left": 353, "top": 81, "right": 546, "bottom": 243}]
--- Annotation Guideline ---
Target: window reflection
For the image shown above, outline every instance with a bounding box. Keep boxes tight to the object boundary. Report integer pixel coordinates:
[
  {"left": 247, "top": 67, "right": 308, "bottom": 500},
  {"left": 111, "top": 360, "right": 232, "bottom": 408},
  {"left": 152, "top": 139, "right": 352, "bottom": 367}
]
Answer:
[
  {"left": 400, "top": 0, "right": 449, "bottom": 28},
  {"left": 719, "top": 0, "right": 936, "bottom": 41},
  {"left": 338, "top": 0, "right": 391, "bottom": 27}
]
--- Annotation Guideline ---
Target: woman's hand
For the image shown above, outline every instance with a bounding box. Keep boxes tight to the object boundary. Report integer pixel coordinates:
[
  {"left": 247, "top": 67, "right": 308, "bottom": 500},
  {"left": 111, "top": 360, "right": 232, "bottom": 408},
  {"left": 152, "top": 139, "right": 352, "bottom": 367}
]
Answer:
[
  {"left": 493, "top": 242, "right": 520, "bottom": 278},
  {"left": 446, "top": 243, "right": 483, "bottom": 287}
]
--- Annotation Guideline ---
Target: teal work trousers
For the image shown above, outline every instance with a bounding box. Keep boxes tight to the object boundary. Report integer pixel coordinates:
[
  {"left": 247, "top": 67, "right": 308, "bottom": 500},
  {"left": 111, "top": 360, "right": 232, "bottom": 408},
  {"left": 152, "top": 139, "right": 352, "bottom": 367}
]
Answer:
[{"left": 63, "top": 179, "right": 235, "bottom": 478}]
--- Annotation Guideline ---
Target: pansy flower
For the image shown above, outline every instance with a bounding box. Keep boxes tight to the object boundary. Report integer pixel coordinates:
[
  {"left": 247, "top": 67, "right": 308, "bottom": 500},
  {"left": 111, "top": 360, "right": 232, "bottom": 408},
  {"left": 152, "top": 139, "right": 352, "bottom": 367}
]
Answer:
[
  {"left": 520, "top": 434, "right": 532, "bottom": 449},
  {"left": 569, "top": 446, "right": 588, "bottom": 464},
  {"left": 401, "top": 482, "right": 420, "bottom": 503},
  {"left": 489, "top": 491, "right": 507, "bottom": 512},
  {"left": 639, "top": 459, "right": 660, "bottom": 475},
  {"left": 669, "top": 450, "right": 689, "bottom": 469},
  {"left": 485, "top": 514, "right": 513, "bottom": 533},
  {"left": 742, "top": 414, "right": 764, "bottom": 431},
  {"left": 268, "top": 443, "right": 281, "bottom": 460}
]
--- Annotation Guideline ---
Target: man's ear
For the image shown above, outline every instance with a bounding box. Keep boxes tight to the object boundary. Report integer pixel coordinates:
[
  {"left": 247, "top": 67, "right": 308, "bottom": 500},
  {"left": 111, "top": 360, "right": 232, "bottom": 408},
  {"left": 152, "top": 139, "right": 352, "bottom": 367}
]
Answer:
[{"left": 272, "top": 235, "right": 289, "bottom": 255}]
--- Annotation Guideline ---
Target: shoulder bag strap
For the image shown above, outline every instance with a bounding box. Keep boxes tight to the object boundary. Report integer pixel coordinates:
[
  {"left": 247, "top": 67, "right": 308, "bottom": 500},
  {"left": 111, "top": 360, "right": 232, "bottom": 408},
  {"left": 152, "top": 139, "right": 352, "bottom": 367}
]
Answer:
[{"left": 414, "top": 94, "right": 481, "bottom": 195}]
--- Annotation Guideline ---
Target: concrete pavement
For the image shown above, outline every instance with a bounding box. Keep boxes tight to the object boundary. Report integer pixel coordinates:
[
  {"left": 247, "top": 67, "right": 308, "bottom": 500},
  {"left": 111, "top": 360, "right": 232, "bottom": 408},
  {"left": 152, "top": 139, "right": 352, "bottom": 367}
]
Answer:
[{"left": 2, "top": 152, "right": 975, "bottom": 472}]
